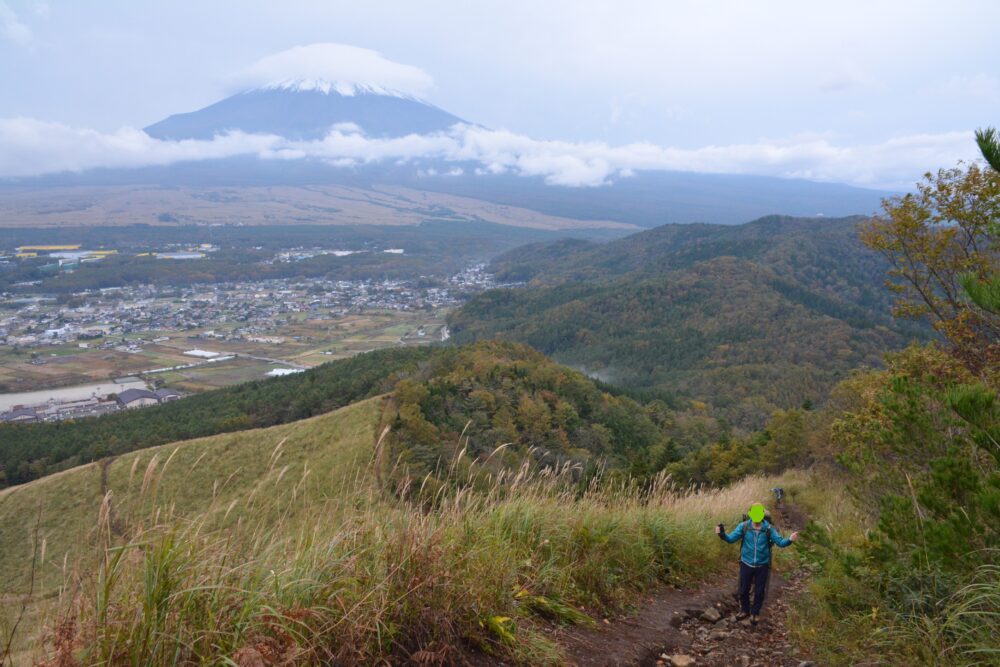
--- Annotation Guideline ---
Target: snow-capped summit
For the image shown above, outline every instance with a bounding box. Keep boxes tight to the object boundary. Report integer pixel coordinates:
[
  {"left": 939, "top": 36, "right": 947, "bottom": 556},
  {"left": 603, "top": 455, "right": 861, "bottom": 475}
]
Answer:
[
  {"left": 236, "top": 43, "right": 434, "bottom": 99},
  {"left": 143, "top": 86, "right": 464, "bottom": 141},
  {"left": 256, "top": 78, "right": 416, "bottom": 100},
  {"left": 144, "top": 44, "right": 461, "bottom": 141}
]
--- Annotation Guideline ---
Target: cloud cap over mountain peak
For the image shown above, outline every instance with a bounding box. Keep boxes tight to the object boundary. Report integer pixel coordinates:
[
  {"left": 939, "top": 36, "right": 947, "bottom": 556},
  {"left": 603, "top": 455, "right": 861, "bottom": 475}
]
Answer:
[{"left": 231, "top": 43, "right": 434, "bottom": 99}]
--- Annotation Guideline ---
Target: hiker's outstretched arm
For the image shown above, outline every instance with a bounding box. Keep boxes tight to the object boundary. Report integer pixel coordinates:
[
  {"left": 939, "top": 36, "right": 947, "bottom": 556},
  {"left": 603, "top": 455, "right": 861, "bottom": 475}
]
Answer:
[
  {"left": 721, "top": 523, "right": 744, "bottom": 543},
  {"left": 770, "top": 526, "right": 793, "bottom": 547}
]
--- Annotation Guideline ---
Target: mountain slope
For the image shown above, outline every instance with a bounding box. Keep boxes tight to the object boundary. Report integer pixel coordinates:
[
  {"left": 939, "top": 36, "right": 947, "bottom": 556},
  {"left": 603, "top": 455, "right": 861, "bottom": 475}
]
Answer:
[
  {"left": 4, "top": 87, "right": 893, "bottom": 229},
  {"left": 0, "top": 396, "right": 382, "bottom": 594},
  {"left": 377, "top": 341, "right": 678, "bottom": 498},
  {"left": 0, "top": 384, "right": 795, "bottom": 665},
  {"left": 0, "top": 341, "right": 669, "bottom": 595},
  {"left": 0, "top": 346, "right": 434, "bottom": 488},
  {"left": 7, "top": 165, "right": 892, "bottom": 228},
  {"left": 144, "top": 86, "right": 466, "bottom": 140},
  {"left": 406, "top": 171, "right": 892, "bottom": 227},
  {"left": 448, "top": 216, "right": 929, "bottom": 427}
]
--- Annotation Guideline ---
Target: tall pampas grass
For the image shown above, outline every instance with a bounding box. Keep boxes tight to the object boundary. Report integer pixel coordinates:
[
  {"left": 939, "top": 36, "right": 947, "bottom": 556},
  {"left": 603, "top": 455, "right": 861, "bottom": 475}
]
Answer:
[{"left": 31, "top": 435, "right": 800, "bottom": 667}]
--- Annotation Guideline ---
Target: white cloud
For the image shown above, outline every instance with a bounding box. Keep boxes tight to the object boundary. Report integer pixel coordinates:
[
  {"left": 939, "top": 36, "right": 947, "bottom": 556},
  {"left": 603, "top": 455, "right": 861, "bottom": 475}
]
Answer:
[
  {"left": 0, "top": 116, "right": 981, "bottom": 190},
  {"left": 0, "top": 117, "right": 281, "bottom": 176},
  {"left": 936, "top": 73, "right": 1000, "bottom": 100},
  {"left": 231, "top": 43, "right": 434, "bottom": 98},
  {"left": 819, "top": 70, "right": 878, "bottom": 94},
  {"left": 0, "top": 1, "right": 31, "bottom": 45}
]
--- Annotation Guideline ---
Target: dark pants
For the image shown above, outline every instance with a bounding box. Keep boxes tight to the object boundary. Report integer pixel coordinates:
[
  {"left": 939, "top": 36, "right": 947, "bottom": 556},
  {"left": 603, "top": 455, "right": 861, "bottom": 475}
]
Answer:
[{"left": 738, "top": 562, "right": 770, "bottom": 615}]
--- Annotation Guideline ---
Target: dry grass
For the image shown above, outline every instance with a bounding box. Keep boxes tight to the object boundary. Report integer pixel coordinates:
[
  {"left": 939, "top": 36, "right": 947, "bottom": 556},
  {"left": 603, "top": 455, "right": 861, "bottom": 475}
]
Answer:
[
  {"left": 13, "top": 459, "right": 799, "bottom": 666},
  {"left": 1, "top": 394, "right": 803, "bottom": 666}
]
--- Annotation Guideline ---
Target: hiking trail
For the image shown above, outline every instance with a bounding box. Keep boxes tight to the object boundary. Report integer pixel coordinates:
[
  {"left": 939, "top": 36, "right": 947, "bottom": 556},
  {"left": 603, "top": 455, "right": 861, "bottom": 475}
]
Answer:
[{"left": 552, "top": 502, "right": 814, "bottom": 667}]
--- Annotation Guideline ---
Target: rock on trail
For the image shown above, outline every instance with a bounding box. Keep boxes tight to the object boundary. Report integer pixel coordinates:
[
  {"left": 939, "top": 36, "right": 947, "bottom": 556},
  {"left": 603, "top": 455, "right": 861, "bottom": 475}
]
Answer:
[{"left": 555, "top": 503, "right": 813, "bottom": 667}]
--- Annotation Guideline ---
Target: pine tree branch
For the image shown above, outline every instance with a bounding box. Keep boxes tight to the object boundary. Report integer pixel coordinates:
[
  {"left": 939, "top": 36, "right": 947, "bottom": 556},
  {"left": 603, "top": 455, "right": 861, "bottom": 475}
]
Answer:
[{"left": 975, "top": 126, "right": 1000, "bottom": 172}]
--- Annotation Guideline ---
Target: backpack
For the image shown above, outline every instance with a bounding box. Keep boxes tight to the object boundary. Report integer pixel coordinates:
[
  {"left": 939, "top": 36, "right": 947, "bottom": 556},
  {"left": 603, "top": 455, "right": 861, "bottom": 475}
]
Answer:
[
  {"left": 741, "top": 510, "right": 774, "bottom": 525},
  {"left": 716, "top": 512, "right": 778, "bottom": 547},
  {"left": 733, "top": 519, "right": 777, "bottom": 599},
  {"left": 737, "top": 517, "right": 773, "bottom": 549}
]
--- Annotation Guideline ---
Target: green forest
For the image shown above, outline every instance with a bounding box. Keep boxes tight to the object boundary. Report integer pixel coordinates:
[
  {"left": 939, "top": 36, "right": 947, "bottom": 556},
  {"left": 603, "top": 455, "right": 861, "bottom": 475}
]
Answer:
[
  {"left": 449, "top": 215, "right": 930, "bottom": 427},
  {"left": 377, "top": 340, "right": 679, "bottom": 499}
]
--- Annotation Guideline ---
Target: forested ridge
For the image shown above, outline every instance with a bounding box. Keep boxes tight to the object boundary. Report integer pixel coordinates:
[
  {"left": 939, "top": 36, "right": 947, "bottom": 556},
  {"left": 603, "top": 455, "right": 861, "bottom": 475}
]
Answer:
[
  {"left": 449, "top": 215, "right": 930, "bottom": 427},
  {"left": 377, "top": 340, "right": 681, "bottom": 498}
]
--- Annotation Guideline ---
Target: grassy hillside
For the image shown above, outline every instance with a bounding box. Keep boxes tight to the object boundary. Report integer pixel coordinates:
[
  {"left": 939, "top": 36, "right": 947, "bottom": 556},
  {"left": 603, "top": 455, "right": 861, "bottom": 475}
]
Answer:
[
  {"left": 0, "top": 341, "right": 806, "bottom": 665},
  {"left": 0, "top": 396, "right": 382, "bottom": 596},
  {"left": 0, "top": 346, "right": 432, "bottom": 488},
  {"left": 449, "top": 216, "right": 929, "bottom": 427},
  {"left": 0, "top": 393, "right": 807, "bottom": 664}
]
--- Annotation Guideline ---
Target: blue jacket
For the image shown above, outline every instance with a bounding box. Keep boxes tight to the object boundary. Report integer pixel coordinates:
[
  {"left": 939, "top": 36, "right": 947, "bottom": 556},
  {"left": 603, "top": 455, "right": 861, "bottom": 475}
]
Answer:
[{"left": 721, "top": 519, "right": 792, "bottom": 566}]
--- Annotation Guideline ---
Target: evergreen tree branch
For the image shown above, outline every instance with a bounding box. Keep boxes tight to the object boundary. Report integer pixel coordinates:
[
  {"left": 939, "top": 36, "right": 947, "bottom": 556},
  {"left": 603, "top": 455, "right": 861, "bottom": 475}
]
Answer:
[{"left": 976, "top": 127, "right": 1000, "bottom": 172}]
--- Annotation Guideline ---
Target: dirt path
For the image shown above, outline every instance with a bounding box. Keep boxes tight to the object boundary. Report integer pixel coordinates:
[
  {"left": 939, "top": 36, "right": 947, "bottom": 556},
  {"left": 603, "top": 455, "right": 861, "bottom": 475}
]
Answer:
[{"left": 554, "top": 503, "right": 814, "bottom": 667}]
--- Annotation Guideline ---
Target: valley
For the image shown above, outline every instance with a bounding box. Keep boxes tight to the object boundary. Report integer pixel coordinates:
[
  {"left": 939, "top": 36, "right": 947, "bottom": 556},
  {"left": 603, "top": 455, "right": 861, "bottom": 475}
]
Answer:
[
  {"left": 0, "top": 17, "right": 996, "bottom": 666},
  {"left": 0, "top": 259, "right": 505, "bottom": 420},
  {"left": 0, "top": 183, "right": 634, "bottom": 231},
  {"left": 0, "top": 269, "right": 478, "bottom": 393}
]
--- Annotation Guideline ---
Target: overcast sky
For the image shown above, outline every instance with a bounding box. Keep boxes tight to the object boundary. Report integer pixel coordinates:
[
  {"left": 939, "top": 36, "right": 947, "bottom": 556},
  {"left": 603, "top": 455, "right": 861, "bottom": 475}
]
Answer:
[{"left": 1, "top": 0, "right": 997, "bottom": 188}]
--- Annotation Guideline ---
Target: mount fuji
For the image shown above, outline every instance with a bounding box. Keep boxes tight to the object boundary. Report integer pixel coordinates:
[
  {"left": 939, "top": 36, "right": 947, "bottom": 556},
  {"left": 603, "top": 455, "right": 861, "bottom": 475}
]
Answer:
[
  {"left": 144, "top": 80, "right": 466, "bottom": 141},
  {"left": 2, "top": 43, "right": 894, "bottom": 228}
]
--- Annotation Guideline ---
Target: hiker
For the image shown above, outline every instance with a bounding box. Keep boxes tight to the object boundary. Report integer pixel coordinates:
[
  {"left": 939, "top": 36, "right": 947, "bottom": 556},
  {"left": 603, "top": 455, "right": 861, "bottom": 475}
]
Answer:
[
  {"left": 771, "top": 486, "right": 784, "bottom": 505},
  {"left": 714, "top": 502, "right": 798, "bottom": 627}
]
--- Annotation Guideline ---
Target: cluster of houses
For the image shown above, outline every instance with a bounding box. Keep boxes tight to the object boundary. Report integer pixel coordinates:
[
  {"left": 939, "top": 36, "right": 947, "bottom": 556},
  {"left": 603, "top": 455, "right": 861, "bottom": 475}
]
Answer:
[
  {"left": 114, "top": 387, "right": 182, "bottom": 408},
  {"left": 1, "top": 270, "right": 497, "bottom": 351},
  {"left": 0, "top": 386, "right": 182, "bottom": 424}
]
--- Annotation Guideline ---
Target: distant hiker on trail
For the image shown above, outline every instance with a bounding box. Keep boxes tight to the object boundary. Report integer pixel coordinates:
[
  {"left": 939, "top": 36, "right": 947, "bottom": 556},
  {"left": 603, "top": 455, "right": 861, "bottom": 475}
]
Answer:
[
  {"left": 715, "top": 502, "right": 798, "bottom": 627},
  {"left": 771, "top": 486, "right": 784, "bottom": 505}
]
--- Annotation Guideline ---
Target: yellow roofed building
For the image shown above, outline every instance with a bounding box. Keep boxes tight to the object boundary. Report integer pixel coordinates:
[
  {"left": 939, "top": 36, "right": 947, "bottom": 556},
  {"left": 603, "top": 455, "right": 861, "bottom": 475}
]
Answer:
[{"left": 16, "top": 245, "right": 81, "bottom": 252}]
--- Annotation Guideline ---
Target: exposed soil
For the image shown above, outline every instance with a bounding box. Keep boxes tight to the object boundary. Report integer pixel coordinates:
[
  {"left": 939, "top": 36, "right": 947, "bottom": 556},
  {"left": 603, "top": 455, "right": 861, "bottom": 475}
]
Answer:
[
  {"left": 554, "top": 502, "right": 813, "bottom": 667},
  {"left": 98, "top": 456, "right": 126, "bottom": 536}
]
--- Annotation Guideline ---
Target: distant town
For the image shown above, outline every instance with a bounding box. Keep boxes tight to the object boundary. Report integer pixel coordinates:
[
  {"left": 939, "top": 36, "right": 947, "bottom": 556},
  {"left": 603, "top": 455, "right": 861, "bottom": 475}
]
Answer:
[
  {"left": 0, "top": 251, "right": 504, "bottom": 423},
  {"left": 1, "top": 263, "right": 495, "bottom": 348}
]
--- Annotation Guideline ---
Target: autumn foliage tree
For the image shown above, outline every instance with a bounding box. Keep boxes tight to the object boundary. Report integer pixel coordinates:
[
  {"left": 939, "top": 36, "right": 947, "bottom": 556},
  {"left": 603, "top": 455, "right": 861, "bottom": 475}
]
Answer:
[
  {"left": 860, "top": 163, "right": 1000, "bottom": 374},
  {"left": 379, "top": 341, "right": 679, "bottom": 499}
]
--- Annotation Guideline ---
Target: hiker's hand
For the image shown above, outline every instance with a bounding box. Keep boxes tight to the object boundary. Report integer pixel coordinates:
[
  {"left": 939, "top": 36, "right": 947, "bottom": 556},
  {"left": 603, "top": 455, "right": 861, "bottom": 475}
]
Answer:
[
  {"left": 715, "top": 525, "right": 721, "bottom": 535},
  {"left": 790, "top": 531, "right": 800, "bottom": 542}
]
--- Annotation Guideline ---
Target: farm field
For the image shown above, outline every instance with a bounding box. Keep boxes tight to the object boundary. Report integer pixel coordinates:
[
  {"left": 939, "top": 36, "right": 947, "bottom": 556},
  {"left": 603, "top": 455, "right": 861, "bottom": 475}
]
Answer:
[
  {"left": 151, "top": 357, "right": 285, "bottom": 392},
  {"left": 0, "top": 345, "right": 191, "bottom": 393},
  {"left": 0, "top": 309, "right": 448, "bottom": 395}
]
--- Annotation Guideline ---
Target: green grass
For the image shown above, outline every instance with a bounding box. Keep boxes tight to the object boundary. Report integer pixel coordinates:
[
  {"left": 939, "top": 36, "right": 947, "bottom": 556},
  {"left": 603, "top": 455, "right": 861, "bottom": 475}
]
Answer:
[
  {"left": 161, "top": 358, "right": 283, "bottom": 391},
  {"left": 380, "top": 324, "right": 412, "bottom": 337},
  {"left": 0, "top": 396, "right": 382, "bottom": 596},
  {"left": 0, "top": 391, "right": 808, "bottom": 665}
]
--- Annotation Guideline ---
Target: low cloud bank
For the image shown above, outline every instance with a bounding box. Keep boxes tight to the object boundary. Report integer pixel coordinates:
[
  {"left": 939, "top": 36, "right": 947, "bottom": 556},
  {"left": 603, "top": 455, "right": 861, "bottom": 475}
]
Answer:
[{"left": 0, "top": 117, "right": 978, "bottom": 189}]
